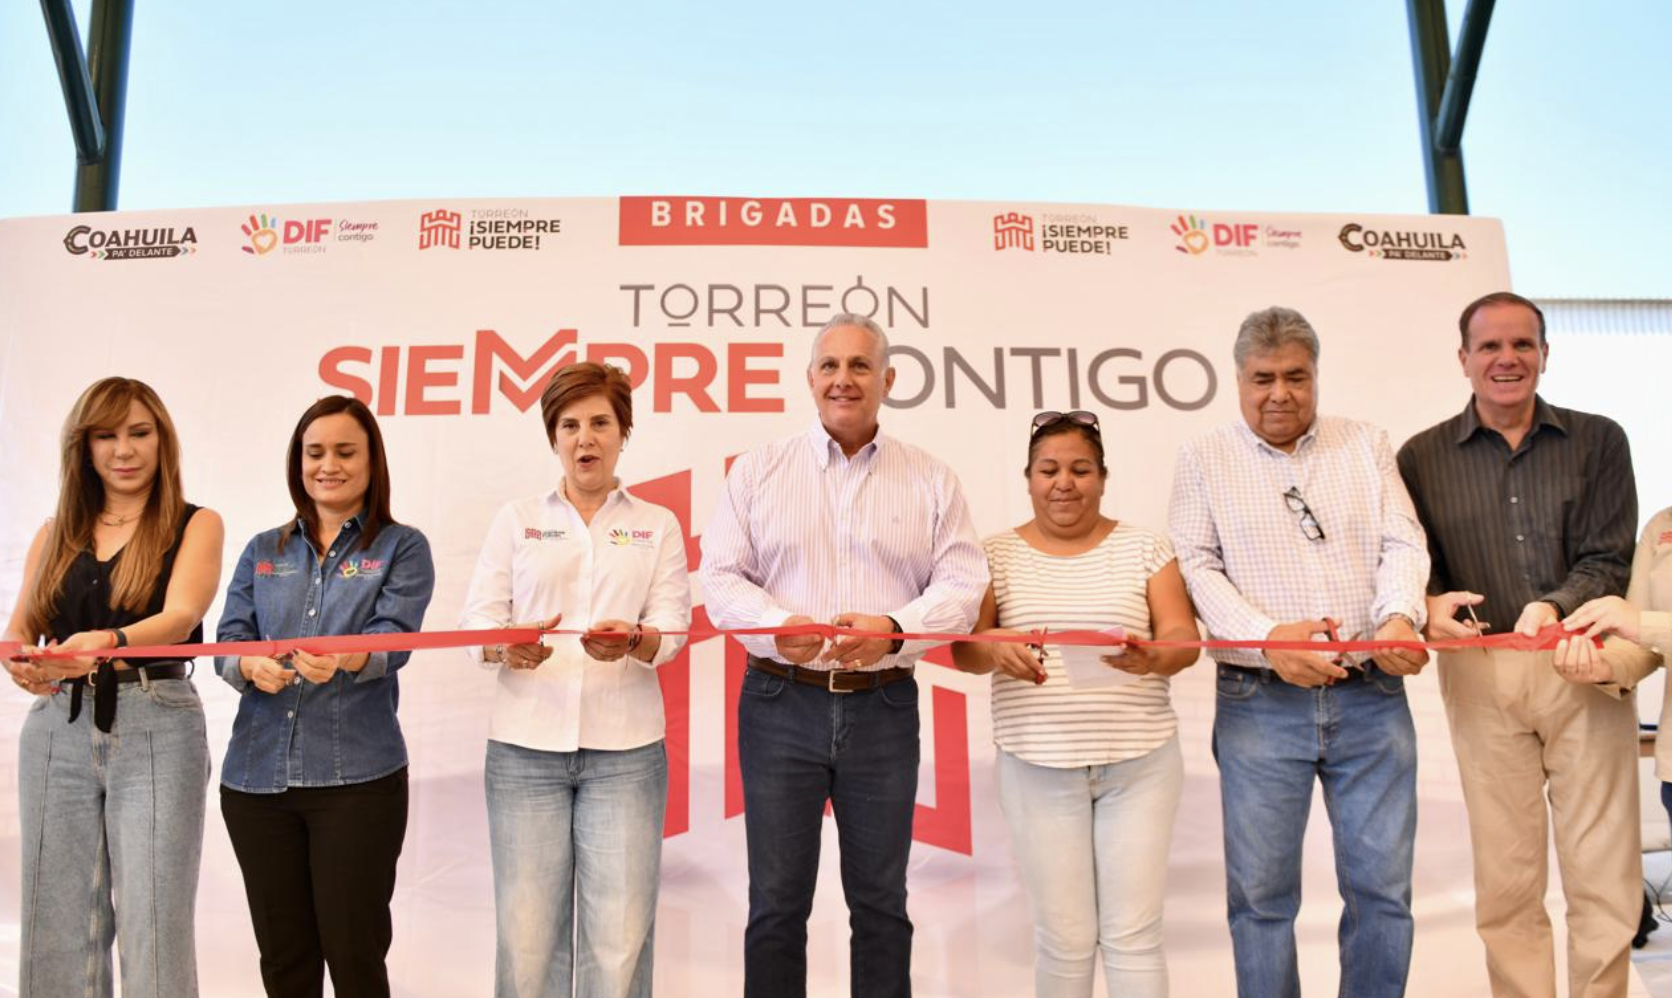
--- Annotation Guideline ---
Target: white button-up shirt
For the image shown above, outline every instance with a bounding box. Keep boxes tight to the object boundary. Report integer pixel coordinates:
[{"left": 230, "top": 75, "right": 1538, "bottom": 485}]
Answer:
[
  {"left": 700, "top": 422, "right": 989, "bottom": 670},
  {"left": 1169, "top": 416, "right": 1429, "bottom": 669},
  {"left": 458, "top": 483, "right": 691, "bottom": 752}
]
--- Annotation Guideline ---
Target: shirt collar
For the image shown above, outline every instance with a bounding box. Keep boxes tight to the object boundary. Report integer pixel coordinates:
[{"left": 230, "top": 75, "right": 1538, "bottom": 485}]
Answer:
[
  {"left": 1233, "top": 417, "right": 1319, "bottom": 457},
  {"left": 552, "top": 478, "right": 628, "bottom": 512},
  {"left": 295, "top": 511, "right": 365, "bottom": 538},
  {"left": 806, "top": 420, "right": 884, "bottom": 469},
  {"left": 1454, "top": 394, "right": 1566, "bottom": 444}
]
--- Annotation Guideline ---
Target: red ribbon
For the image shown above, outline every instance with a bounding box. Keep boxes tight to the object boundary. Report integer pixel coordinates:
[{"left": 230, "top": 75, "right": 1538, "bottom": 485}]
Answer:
[{"left": 1, "top": 622, "right": 1594, "bottom": 664}]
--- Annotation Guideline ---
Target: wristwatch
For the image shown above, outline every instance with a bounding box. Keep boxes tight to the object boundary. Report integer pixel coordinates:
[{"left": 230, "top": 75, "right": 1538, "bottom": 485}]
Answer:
[{"left": 885, "top": 616, "right": 904, "bottom": 655}]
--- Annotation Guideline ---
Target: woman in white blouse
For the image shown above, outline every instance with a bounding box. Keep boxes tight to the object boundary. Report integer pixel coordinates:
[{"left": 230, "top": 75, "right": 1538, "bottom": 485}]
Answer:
[
  {"left": 953, "top": 410, "right": 1198, "bottom": 998},
  {"left": 459, "top": 362, "right": 692, "bottom": 998}
]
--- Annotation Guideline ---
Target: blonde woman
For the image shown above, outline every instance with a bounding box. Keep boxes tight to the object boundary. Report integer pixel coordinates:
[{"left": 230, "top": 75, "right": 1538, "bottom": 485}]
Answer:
[{"left": 4, "top": 377, "right": 223, "bottom": 997}]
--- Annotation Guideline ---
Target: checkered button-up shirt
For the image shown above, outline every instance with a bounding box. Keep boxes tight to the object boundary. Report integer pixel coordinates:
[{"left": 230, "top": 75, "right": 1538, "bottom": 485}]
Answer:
[{"left": 1168, "top": 416, "right": 1430, "bottom": 669}]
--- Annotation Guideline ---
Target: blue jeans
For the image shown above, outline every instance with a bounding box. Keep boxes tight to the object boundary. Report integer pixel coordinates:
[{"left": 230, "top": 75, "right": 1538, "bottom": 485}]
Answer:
[
  {"left": 738, "top": 664, "right": 920, "bottom": 998},
  {"left": 1212, "top": 664, "right": 1417, "bottom": 998},
  {"left": 995, "top": 738, "right": 1183, "bottom": 998},
  {"left": 16, "top": 679, "right": 210, "bottom": 998},
  {"left": 484, "top": 739, "right": 667, "bottom": 998}
]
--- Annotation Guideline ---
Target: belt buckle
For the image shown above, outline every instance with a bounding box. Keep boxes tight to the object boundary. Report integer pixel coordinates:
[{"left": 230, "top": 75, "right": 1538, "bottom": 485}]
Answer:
[{"left": 825, "top": 669, "right": 851, "bottom": 694}]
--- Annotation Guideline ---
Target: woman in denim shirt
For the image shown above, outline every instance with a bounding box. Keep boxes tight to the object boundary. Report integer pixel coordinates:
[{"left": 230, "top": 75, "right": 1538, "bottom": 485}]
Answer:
[{"left": 214, "top": 396, "right": 435, "bottom": 998}]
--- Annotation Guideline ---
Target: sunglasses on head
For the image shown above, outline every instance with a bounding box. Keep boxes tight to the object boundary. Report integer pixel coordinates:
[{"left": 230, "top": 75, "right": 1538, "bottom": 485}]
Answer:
[{"left": 1030, "top": 410, "right": 1101, "bottom": 437}]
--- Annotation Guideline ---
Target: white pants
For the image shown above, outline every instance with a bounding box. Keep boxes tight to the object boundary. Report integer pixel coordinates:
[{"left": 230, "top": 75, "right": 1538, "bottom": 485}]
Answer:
[{"left": 996, "top": 736, "right": 1183, "bottom": 998}]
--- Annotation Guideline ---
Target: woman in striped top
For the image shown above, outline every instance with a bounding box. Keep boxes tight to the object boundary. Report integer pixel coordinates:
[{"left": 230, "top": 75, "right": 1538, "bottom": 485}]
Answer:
[{"left": 953, "top": 410, "right": 1199, "bottom": 998}]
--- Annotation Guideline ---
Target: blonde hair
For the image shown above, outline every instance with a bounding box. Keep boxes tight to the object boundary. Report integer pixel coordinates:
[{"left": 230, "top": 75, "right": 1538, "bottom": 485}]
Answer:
[{"left": 22, "top": 377, "right": 186, "bottom": 641}]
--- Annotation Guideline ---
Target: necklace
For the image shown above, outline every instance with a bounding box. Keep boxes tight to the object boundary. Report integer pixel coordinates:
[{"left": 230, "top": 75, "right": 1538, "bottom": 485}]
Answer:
[{"left": 98, "top": 510, "right": 137, "bottom": 527}]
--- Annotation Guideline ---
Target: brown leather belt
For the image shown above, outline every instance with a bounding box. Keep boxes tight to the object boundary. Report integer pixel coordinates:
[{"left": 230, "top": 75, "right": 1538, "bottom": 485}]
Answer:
[{"left": 747, "top": 655, "right": 913, "bottom": 694}]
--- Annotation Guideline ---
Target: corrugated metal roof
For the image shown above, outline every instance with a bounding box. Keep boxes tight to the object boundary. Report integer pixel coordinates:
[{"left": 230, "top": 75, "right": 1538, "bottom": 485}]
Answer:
[{"left": 1536, "top": 298, "right": 1672, "bottom": 335}]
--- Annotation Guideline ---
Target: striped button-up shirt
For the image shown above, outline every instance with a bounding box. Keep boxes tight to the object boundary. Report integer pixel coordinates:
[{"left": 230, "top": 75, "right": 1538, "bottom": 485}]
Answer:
[
  {"left": 699, "top": 422, "right": 989, "bottom": 670},
  {"left": 1395, "top": 396, "right": 1636, "bottom": 630},
  {"left": 1169, "top": 416, "right": 1430, "bottom": 669}
]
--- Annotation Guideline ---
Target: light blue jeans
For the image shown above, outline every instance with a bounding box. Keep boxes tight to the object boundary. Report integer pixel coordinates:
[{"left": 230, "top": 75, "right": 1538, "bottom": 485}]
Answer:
[
  {"left": 16, "top": 679, "right": 210, "bottom": 998},
  {"left": 485, "top": 739, "right": 667, "bottom": 998},
  {"left": 1212, "top": 664, "right": 1417, "bottom": 998},
  {"left": 996, "top": 736, "right": 1184, "bottom": 998}
]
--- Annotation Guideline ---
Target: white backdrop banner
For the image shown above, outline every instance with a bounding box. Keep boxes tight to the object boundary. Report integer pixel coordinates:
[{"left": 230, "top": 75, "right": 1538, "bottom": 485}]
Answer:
[{"left": 0, "top": 197, "right": 1512, "bottom": 996}]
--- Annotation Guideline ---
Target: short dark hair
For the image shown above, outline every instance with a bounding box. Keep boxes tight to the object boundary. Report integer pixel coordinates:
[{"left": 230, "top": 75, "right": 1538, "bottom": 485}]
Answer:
[
  {"left": 1459, "top": 291, "right": 1546, "bottom": 350},
  {"left": 280, "top": 395, "right": 396, "bottom": 554},
  {"left": 540, "top": 362, "right": 634, "bottom": 445},
  {"left": 1025, "top": 422, "right": 1107, "bottom": 477}
]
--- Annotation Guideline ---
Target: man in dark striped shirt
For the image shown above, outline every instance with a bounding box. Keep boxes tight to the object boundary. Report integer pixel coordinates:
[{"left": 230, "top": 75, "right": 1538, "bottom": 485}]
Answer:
[{"left": 1396, "top": 290, "right": 1640, "bottom": 998}]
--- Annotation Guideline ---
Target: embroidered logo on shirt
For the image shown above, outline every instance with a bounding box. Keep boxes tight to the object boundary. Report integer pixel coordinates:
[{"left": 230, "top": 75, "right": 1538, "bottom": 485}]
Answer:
[
  {"left": 607, "top": 528, "right": 656, "bottom": 549},
  {"left": 255, "top": 560, "right": 299, "bottom": 578},
  {"left": 523, "top": 528, "right": 567, "bottom": 541},
  {"left": 339, "top": 558, "right": 386, "bottom": 579}
]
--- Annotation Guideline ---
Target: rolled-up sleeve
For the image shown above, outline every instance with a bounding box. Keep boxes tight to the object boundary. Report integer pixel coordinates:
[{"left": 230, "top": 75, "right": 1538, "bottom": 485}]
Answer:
[
  {"left": 354, "top": 529, "right": 437, "bottom": 683},
  {"left": 458, "top": 504, "right": 518, "bottom": 668},
  {"left": 639, "top": 510, "right": 693, "bottom": 668},
  {"left": 699, "top": 456, "right": 792, "bottom": 660},
  {"left": 1168, "top": 443, "right": 1276, "bottom": 668},
  {"left": 892, "top": 466, "right": 988, "bottom": 656},
  {"left": 215, "top": 539, "right": 260, "bottom": 692},
  {"left": 1370, "top": 430, "right": 1431, "bottom": 631}
]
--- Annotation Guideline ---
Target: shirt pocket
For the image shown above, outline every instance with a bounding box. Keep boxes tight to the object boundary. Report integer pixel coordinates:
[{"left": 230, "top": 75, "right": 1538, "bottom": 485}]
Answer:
[{"left": 863, "top": 499, "right": 935, "bottom": 575}]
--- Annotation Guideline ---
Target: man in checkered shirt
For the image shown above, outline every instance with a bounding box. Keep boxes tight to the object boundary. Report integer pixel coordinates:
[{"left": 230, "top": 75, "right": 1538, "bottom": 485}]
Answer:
[{"left": 1169, "top": 305, "right": 1430, "bottom": 998}]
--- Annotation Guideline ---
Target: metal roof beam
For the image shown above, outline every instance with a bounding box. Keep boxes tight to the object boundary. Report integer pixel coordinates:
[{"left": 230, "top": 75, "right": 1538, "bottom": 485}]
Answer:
[
  {"left": 41, "top": 0, "right": 135, "bottom": 212},
  {"left": 1435, "top": 0, "right": 1496, "bottom": 154},
  {"left": 40, "top": 0, "right": 105, "bottom": 164},
  {"left": 1407, "top": 0, "right": 1492, "bottom": 214}
]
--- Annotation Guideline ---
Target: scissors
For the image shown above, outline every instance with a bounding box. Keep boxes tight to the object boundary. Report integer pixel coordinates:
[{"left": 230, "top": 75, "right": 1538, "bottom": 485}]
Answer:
[
  {"left": 1322, "top": 617, "right": 1368, "bottom": 673},
  {"left": 1462, "top": 601, "right": 1486, "bottom": 635}
]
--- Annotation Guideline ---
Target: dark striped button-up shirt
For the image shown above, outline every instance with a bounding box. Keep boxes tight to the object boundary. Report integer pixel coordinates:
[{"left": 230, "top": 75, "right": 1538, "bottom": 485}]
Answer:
[{"left": 1395, "top": 395, "right": 1636, "bottom": 632}]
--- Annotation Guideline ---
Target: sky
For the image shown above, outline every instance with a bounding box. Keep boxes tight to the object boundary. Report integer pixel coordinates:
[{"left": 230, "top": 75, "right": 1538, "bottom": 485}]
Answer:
[{"left": 1, "top": 1, "right": 1667, "bottom": 298}]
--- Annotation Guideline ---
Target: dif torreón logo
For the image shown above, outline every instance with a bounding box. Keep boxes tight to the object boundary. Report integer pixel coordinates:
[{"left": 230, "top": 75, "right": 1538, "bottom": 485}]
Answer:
[
  {"left": 239, "top": 212, "right": 379, "bottom": 256},
  {"left": 608, "top": 528, "right": 656, "bottom": 549},
  {"left": 1171, "top": 214, "right": 1302, "bottom": 257},
  {"left": 619, "top": 197, "right": 928, "bottom": 248}
]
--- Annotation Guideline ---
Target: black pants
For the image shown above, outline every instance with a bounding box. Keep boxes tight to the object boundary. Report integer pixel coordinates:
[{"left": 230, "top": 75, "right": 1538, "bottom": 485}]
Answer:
[{"left": 221, "top": 768, "right": 409, "bottom": 998}]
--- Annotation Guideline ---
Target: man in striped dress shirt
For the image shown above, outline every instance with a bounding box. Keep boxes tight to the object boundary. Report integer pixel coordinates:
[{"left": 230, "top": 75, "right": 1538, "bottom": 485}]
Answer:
[
  {"left": 1169, "top": 306, "right": 1431, "bottom": 998},
  {"left": 700, "top": 313, "right": 988, "bottom": 998},
  {"left": 1397, "top": 291, "right": 1641, "bottom": 998}
]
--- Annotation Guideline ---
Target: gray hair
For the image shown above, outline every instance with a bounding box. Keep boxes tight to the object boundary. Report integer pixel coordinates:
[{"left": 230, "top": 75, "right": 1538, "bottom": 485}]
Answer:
[
  {"left": 1233, "top": 306, "right": 1320, "bottom": 370},
  {"left": 809, "top": 313, "right": 891, "bottom": 369}
]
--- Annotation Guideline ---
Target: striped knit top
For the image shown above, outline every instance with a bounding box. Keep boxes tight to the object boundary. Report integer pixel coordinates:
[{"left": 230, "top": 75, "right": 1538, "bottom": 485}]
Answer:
[{"left": 985, "top": 523, "right": 1177, "bottom": 768}]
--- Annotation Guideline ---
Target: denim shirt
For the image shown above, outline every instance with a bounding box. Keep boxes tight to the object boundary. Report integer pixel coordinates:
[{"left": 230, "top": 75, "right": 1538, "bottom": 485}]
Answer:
[{"left": 215, "top": 517, "right": 435, "bottom": 793}]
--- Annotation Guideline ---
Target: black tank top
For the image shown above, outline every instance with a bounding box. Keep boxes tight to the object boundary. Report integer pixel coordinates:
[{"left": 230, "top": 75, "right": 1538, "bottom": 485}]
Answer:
[{"left": 47, "top": 503, "right": 204, "bottom": 655}]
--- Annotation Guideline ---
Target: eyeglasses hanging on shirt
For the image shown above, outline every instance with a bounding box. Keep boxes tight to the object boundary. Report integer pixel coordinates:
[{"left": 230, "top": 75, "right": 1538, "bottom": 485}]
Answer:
[{"left": 1282, "top": 486, "right": 1325, "bottom": 541}]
